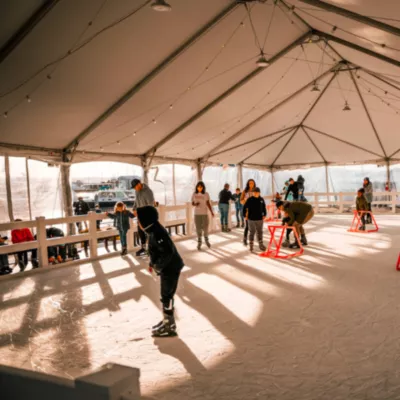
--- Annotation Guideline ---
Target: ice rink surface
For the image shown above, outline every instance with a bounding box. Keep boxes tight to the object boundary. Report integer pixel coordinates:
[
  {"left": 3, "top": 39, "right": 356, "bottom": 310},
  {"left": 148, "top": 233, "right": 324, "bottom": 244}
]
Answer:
[{"left": 0, "top": 214, "right": 399, "bottom": 399}]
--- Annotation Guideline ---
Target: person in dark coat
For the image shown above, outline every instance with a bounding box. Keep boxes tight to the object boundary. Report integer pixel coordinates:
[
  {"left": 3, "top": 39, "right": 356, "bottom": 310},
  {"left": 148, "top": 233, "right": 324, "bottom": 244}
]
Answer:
[
  {"left": 74, "top": 197, "right": 90, "bottom": 231},
  {"left": 356, "top": 188, "right": 369, "bottom": 231},
  {"left": 284, "top": 178, "right": 299, "bottom": 201},
  {"left": 106, "top": 202, "right": 134, "bottom": 256},
  {"left": 297, "top": 175, "right": 306, "bottom": 201},
  {"left": 363, "top": 177, "right": 373, "bottom": 223},
  {"left": 137, "top": 206, "right": 184, "bottom": 337},
  {"left": 276, "top": 200, "right": 314, "bottom": 248},
  {"left": 218, "top": 183, "right": 235, "bottom": 232}
]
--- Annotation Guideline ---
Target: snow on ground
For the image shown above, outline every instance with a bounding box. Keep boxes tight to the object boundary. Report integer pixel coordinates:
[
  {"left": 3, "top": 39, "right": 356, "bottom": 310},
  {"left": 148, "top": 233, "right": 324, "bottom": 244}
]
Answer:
[{"left": 0, "top": 214, "right": 399, "bottom": 399}]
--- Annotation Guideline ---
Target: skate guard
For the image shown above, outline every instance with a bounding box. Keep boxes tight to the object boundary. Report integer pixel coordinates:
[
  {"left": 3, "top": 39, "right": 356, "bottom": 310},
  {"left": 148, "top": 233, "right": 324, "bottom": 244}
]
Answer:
[
  {"left": 348, "top": 210, "right": 379, "bottom": 233},
  {"left": 266, "top": 203, "right": 281, "bottom": 222},
  {"left": 260, "top": 225, "right": 304, "bottom": 259}
]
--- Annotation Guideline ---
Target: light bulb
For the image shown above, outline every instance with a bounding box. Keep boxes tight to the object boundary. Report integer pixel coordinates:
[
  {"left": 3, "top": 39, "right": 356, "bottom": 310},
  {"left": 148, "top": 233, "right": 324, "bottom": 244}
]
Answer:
[
  {"left": 169, "top": 104, "right": 173, "bottom": 109},
  {"left": 151, "top": 0, "right": 172, "bottom": 12},
  {"left": 26, "top": 95, "right": 31, "bottom": 103},
  {"left": 3, "top": 112, "right": 8, "bottom": 118},
  {"left": 153, "top": 119, "right": 157, "bottom": 124},
  {"left": 256, "top": 53, "right": 269, "bottom": 68},
  {"left": 343, "top": 101, "right": 351, "bottom": 111}
]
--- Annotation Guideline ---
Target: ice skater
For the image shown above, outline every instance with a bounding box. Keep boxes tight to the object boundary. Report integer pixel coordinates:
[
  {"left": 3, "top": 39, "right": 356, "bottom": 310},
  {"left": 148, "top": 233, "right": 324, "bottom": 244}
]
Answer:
[
  {"left": 356, "top": 188, "right": 368, "bottom": 231},
  {"left": 137, "top": 205, "right": 184, "bottom": 337},
  {"left": 243, "top": 187, "right": 267, "bottom": 252},
  {"left": 276, "top": 200, "right": 314, "bottom": 248},
  {"left": 240, "top": 179, "right": 256, "bottom": 246},
  {"left": 232, "top": 188, "right": 244, "bottom": 228}
]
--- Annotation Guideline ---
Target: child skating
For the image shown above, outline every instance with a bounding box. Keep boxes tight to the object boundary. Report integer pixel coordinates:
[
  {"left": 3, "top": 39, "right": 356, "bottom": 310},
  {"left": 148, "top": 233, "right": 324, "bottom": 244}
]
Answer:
[
  {"left": 243, "top": 187, "right": 267, "bottom": 252},
  {"left": 106, "top": 202, "right": 134, "bottom": 256},
  {"left": 356, "top": 188, "right": 368, "bottom": 231},
  {"left": 137, "top": 206, "right": 184, "bottom": 337}
]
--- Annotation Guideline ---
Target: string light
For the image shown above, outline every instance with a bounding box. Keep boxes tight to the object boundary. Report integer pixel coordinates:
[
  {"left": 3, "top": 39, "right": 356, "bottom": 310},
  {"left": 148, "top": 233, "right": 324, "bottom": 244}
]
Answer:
[
  {"left": 152, "top": 119, "right": 157, "bottom": 124},
  {"left": 117, "top": 141, "right": 120, "bottom": 145},
  {"left": 311, "top": 82, "right": 320, "bottom": 92},
  {"left": 151, "top": 0, "right": 172, "bottom": 12},
  {"left": 343, "top": 101, "right": 351, "bottom": 111},
  {"left": 26, "top": 95, "right": 31, "bottom": 103},
  {"left": 3, "top": 112, "right": 8, "bottom": 118},
  {"left": 331, "top": 26, "right": 337, "bottom": 34},
  {"left": 47, "top": 75, "right": 52, "bottom": 80},
  {"left": 169, "top": 104, "right": 173, "bottom": 109}
]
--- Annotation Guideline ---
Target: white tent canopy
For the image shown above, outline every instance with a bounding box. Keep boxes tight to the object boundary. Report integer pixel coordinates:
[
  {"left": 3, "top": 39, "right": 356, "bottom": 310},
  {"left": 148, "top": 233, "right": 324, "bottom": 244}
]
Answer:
[{"left": 0, "top": 0, "right": 400, "bottom": 169}]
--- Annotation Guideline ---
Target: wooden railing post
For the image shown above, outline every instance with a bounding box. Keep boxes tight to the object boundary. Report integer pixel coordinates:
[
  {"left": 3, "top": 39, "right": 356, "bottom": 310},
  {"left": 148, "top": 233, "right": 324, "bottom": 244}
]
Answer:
[
  {"left": 314, "top": 193, "right": 319, "bottom": 213},
  {"left": 392, "top": 192, "right": 397, "bottom": 214},
  {"left": 227, "top": 202, "right": 233, "bottom": 229},
  {"left": 88, "top": 212, "right": 98, "bottom": 258},
  {"left": 186, "top": 202, "right": 193, "bottom": 235},
  {"left": 36, "top": 216, "right": 48, "bottom": 268},
  {"left": 339, "top": 192, "right": 344, "bottom": 213},
  {"left": 159, "top": 205, "right": 166, "bottom": 226},
  {"left": 127, "top": 217, "right": 134, "bottom": 252}
]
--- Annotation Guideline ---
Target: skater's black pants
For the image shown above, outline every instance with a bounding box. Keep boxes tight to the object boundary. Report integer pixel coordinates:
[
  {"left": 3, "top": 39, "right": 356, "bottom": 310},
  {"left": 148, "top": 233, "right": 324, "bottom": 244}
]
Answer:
[
  {"left": 138, "top": 225, "right": 147, "bottom": 247},
  {"left": 244, "top": 220, "right": 249, "bottom": 239},
  {"left": 160, "top": 269, "right": 181, "bottom": 315},
  {"left": 17, "top": 251, "right": 28, "bottom": 266}
]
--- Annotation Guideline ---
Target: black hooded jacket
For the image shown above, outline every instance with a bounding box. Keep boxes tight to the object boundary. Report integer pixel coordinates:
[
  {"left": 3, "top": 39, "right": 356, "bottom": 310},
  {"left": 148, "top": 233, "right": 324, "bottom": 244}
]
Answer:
[{"left": 137, "top": 206, "right": 184, "bottom": 275}]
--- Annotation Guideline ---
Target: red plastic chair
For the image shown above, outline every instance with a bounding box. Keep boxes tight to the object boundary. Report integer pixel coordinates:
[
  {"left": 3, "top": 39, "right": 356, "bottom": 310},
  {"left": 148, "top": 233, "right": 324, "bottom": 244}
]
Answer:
[
  {"left": 260, "top": 225, "right": 304, "bottom": 259},
  {"left": 348, "top": 210, "right": 379, "bottom": 233},
  {"left": 396, "top": 254, "right": 400, "bottom": 271},
  {"left": 266, "top": 203, "right": 281, "bottom": 222}
]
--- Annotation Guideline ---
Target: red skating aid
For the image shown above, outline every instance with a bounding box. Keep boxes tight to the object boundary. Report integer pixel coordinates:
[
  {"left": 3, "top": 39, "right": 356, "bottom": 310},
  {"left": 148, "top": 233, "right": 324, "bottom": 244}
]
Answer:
[
  {"left": 260, "top": 225, "right": 304, "bottom": 259},
  {"left": 396, "top": 254, "right": 400, "bottom": 271},
  {"left": 348, "top": 210, "right": 379, "bottom": 233}
]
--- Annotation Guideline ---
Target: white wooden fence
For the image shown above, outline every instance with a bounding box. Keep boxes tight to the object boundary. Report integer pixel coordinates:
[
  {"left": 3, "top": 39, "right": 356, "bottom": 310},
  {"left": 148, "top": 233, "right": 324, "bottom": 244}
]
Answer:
[{"left": 0, "top": 192, "right": 398, "bottom": 269}]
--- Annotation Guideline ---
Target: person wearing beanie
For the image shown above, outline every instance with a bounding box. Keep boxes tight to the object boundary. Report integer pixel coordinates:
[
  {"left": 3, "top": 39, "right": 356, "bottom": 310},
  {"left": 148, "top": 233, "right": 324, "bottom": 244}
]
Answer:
[
  {"left": 131, "top": 178, "right": 157, "bottom": 257},
  {"left": 136, "top": 206, "right": 184, "bottom": 337},
  {"left": 276, "top": 200, "right": 314, "bottom": 248},
  {"left": 242, "top": 187, "right": 267, "bottom": 252},
  {"left": 356, "top": 188, "right": 368, "bottom": 231}
]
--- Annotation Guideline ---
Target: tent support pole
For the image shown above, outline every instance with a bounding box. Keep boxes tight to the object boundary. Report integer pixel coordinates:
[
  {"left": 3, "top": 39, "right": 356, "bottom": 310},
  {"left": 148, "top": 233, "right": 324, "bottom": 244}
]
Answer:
[
  {"left": 142, "top": 157, "right": 149, "bottom": 185},
  {"left": 349, "top": 70, "right": 387, "bottom": 158},
  {"left": 299, "top": 0, "right": 400, "bottom": 38},
  {"left": 325, "top": 163, "right": 330, "bottom": 204},
  {"left": 172, "top": 163, "right": 177, "bottom": 206},
  {"left": 4, "top": 155, "right": 14, "bottom": 222},
  {"left": 238, "top": 163, "right": 244, "bottom": 189},
  {"left": 386, "top": 160, "right": 391, "bottom": 185},
  {"left": 60, "top": 165, "right": 74, "bottom": 235},
  {"left": 196, "top": 161, "right": 202, "bottom": 181},
  {"left": 271, "top": 169, "right": 275, "bottom": 195},
  {"left": 25, "top": 158, "right": 32, "bottom": 221}
]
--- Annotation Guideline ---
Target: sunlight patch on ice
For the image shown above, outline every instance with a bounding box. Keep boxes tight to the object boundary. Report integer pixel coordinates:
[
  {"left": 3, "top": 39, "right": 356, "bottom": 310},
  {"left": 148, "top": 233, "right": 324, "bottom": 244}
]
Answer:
[
  {"left": 81, "top": 283, "right": 104, "bottom": 306},
  {"left": 188, "top": 273, "right": 263, "bottom": 327},
  {"left": 108, "top": 274, "right": 141, "bottom": 295}
]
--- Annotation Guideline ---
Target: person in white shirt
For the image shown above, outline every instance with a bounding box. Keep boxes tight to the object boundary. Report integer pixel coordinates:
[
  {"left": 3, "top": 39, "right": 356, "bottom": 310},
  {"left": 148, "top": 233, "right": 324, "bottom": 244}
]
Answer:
[{"left": 192, "top": 181, "right": 214, "bottom": 250}]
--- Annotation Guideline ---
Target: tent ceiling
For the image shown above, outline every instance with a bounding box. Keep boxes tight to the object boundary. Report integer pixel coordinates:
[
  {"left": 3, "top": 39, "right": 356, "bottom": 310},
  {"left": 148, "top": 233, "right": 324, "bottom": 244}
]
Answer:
[{"left": 0, "top": 0, "right": 399, "bottom": 168}]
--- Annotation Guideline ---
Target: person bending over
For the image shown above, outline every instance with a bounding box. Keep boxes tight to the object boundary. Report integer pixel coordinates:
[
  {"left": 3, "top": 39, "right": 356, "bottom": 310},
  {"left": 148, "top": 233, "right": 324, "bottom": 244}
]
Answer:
[
  {"left": 137, "top": 206, "right": 184, "bottom": 337},
  {"left": 356, "top": 188, "right": 369, "bottom": 231},
  {"left": 243, "top": 187, "right": 267, "bottom": 252},
  {"left": 276, "top": 200, "right": 314, "bottom": 248}
]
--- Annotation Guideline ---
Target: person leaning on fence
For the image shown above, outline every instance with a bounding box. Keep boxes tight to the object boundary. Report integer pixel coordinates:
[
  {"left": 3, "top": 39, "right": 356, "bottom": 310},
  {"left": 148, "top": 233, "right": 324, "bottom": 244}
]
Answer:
[
  {"left": 0, "top": 235, "right": 12, "bottom": 275},
  {"left": 218, "top": 183, "right": 235, "bottom": 232},
  {"left": 137, "top": 205, "right": 184, "bottom": 337},
  {"left": 192, "top": 181, "right": 214, "bottom": 251},
  {"left": 363, "top": 177, "right": 373, "bottom": 224},
  {"left": 232, "top": 188, "right": 244, "bottom": 228},
  {"left": 131, "top": 178, "right": 157, "bottom": 257},
  {"left": 106, "top": 202, "right": 134, "bottom": 256},
  {"left": 276, "top": 200, "right": 314, "bottom": 249},
  {"left": 11, "top": 220, "right": 35, "bottom": 272},
  {"left": 356, "top": 188, "right": 369, "bottom": 231},
  {"left": 243, "top": 187, "right": 267, "bottom": 253}
]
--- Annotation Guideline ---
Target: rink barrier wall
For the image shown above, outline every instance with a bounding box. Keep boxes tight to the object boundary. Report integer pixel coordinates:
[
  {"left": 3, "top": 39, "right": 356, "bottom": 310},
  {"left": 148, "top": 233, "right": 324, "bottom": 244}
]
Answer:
[
  {"left": 0, "top": 191, "right": 399, "bottom": 268},
  {"left": 0, "top": 362, "right": 141, "bottom": 400}
]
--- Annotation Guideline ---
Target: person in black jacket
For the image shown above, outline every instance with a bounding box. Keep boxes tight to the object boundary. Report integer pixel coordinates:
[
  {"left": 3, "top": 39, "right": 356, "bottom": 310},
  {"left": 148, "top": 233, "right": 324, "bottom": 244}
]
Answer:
[
  {"left": 243, "top": 187, "right": 267, "bottom": 252},
  {"left": 74, "top": 197, "right": 90, "bottom": 231},
  {"left": 218, "top": 183, "right": 234, "bottom": 232},
  {"left": 284, "top": 178, "right": 299, "bottom": 201},
  {"left": 137, "top": 206, "right": 184, "bottom": 337}
]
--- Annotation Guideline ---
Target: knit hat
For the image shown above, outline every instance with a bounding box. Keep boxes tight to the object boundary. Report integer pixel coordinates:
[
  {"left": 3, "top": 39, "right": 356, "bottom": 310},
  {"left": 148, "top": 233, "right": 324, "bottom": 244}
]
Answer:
[
  {"left": 254, "top": 187, "right": 261, "bottom": 193},
  {"left": 131, "top": 178, "right": 141, "bottom": 189},
  {"left": 136, "top": 206, "right": 159, "bottom": 230},
  {"left": 276, "top": 200, "right": 284, "bottom": 208}
]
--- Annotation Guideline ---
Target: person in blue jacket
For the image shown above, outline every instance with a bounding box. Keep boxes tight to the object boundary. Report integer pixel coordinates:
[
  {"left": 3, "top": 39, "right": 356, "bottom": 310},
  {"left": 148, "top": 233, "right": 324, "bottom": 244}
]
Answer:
[{"left": 106, "top": 202, "right": 134, "bottom": 256}]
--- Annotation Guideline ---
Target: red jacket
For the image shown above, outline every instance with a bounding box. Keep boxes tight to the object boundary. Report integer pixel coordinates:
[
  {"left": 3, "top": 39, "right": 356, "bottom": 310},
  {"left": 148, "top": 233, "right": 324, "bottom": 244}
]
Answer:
[{"left": 11, "top": 228, "right": 34, "bottom": 244}]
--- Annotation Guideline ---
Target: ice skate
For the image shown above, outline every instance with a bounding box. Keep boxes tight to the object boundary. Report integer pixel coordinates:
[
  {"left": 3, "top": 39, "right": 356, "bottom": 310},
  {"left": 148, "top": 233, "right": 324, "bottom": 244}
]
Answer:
[
  {"left": 282, "top": 239, "right": 290, "bottom": 248},
  {"left": 121, "top": 247, "right": 128, "bottom": 256},
  {"left": 243, "top": 237, "right": 248, "bottom": 246},
  {"left": 249, "top": 242, "right": 254, "bottom": 252},
  {"left": 152, "top": 314, "right": 177, "bottom": 337},
  {"left": 259, "top": 242, "right": 266, "bottom": 252},
  {"left": 135, "top": 247, "right": 146, "bottom": 257},
  {"left": 236, "top": 222, "right": 240, "bottom": 228},
  {"left": 57, "top": 255, "right": 64, "bottom": 263},
  {"left": 205, "top": 237, "right": 211, "bottom": 248},
  {"left": 289, "top": 240, "right": 301, "bottom": 249},
  {"left": 300, "top": 234, "right": 308, "bottom": 246},
  {"left": 241, "top": 222, "right": 245, "bottom": 228},
  {"left": 197, "top": 240, "right": 202, "bottom": 251}
]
